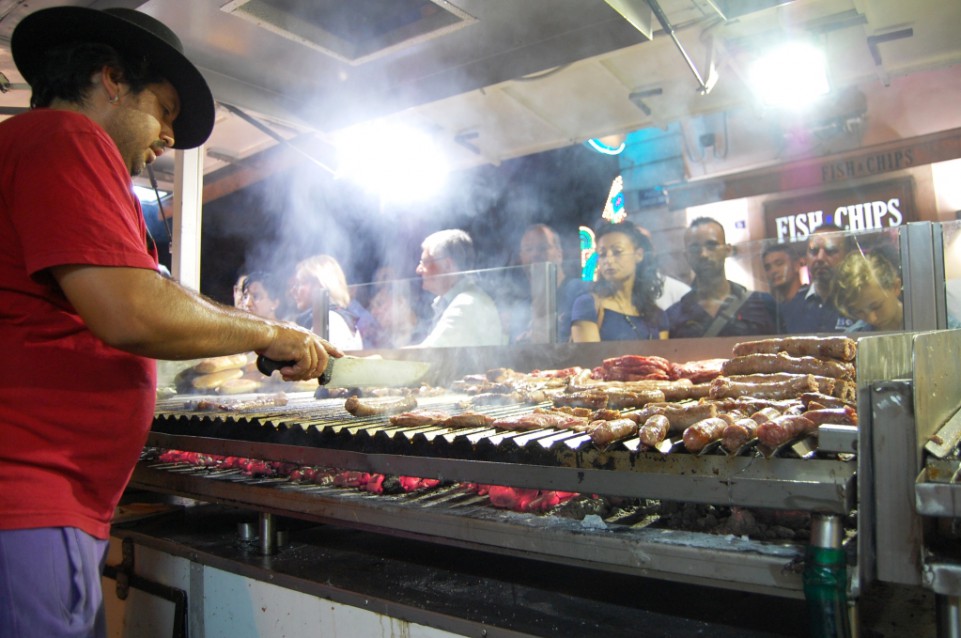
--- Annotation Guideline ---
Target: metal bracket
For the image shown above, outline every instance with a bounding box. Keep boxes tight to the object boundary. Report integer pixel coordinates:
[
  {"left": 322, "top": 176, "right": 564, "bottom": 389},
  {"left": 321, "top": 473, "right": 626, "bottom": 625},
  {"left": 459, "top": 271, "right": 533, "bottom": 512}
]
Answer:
[
  {"left": 103, "top": 537, "right": 189, "bottom": 638},
  {"left": 644, "top": 0, "right": 717, "bottom": 95},
  {"left": 114, "top": 537, "right": 135, "bottom": 600}
]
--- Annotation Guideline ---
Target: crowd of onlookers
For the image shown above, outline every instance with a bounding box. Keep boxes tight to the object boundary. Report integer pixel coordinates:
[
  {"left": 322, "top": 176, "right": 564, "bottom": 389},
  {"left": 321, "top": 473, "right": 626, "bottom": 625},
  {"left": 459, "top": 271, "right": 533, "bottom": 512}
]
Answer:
[{"left": 232, "top": 217, "right": 913, "bottom": 351}]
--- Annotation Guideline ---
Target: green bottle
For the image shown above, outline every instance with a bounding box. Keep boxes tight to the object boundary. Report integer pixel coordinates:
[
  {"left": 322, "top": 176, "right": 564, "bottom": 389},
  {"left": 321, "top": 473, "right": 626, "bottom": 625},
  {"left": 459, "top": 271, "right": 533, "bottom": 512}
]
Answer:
[{"left": 803, "top": 515, "right": 852, "bottom": 638}]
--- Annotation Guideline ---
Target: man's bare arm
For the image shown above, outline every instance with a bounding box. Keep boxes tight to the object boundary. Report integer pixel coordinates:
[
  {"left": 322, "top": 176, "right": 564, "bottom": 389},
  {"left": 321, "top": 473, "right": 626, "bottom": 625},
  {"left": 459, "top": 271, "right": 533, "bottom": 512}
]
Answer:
[{"left": 51, "top": 264, "right": 340, "bottom": 380}]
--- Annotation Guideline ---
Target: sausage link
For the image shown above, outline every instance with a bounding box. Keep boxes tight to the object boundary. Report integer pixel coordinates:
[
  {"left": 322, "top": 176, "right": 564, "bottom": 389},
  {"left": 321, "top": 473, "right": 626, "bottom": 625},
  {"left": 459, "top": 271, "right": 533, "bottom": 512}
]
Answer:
[
  {"left": 638, "top": 414, "right": 671, "bottom": 448},
  {"left": 721, "top": 417, "right": 759, "bottom": 453},
  {"left": 589, "top": 418, "right": 638, "bottom": 449},
  {"left": 756, "top": 414, "right": 817, "bottom": 448},
  {"left": 683, "top": 417, "right": 728, "bottom": 453},
  {"left": 345, "top": 394, "right": 418, "bottom": 417},
  {"left": 732, "top": 337, "right": 856, "bottom": 361},
  {"left": 802, "top": 406, "right": 858, "bottom": 426}
]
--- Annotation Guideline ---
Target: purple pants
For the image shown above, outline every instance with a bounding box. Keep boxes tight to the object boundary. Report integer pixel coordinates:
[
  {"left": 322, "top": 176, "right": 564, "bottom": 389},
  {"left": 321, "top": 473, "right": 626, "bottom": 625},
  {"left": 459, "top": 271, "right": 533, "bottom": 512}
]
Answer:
[{"left": 0, "top": 527, "right": 108, "bottom": 638}]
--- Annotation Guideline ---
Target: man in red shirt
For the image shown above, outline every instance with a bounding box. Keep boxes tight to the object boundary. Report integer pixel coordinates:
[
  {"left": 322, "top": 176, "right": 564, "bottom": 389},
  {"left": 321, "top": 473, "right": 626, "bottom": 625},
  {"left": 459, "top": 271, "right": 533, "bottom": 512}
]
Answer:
[{"left": 0, "top": 7, "right": 340, "bottom": 637}]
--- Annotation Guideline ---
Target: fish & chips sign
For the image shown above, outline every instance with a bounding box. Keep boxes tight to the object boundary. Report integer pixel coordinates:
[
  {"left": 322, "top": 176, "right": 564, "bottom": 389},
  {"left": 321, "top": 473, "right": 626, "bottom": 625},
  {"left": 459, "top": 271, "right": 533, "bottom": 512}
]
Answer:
[{"left": 764, "top": 178, "right": 914, "bottom": 243}]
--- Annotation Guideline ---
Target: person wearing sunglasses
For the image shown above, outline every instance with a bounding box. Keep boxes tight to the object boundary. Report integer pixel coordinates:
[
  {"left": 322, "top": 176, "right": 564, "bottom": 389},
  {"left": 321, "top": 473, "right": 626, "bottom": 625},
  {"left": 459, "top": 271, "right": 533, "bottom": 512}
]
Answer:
[{"left": 781, "top": 224, "right": 857, "bottom": 334}]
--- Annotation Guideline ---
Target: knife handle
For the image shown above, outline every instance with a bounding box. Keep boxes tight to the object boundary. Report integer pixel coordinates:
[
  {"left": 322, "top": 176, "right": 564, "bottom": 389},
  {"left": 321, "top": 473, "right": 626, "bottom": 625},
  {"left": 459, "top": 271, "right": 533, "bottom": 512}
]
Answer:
[{"left": 256, "top": 355, "right": 335, "bottom": 385}]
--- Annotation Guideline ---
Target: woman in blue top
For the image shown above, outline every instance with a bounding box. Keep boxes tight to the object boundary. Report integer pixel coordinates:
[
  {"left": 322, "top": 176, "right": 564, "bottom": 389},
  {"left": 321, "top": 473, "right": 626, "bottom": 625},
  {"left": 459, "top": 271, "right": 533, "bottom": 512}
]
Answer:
[{"left": 571, "top": 222, "right": 668, "bottom": 341}]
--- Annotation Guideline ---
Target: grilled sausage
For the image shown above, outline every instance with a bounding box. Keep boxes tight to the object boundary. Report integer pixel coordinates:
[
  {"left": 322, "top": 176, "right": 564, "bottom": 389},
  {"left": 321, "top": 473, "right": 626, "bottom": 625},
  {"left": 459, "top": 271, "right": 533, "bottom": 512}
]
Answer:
[
  {"left": 638, "top": 414, "right": 671, "bottom": 448},
  {"left": 683, "top": 417, "right": 728, "bottom": 452},
  {"left": 756, "top": 414, "right": 817, "bottom": 448},
  {"left": 491, "top": 412, "right": 589, "bottom": 432},
  {"left": 709, "top": 374, "right": 820, "bottom": 400},
  {"left": 553, "top": 390, "right": 609, "bottom": 410},
  {"left": 750, "top": 407, "right": 782, "bottom": 424},
  {"left": 732, "top": 337, "right": 856, "bottom": 362},
  {"left": 659, "top": 383, "right": 713, "bottom": 401},
  {"left": 660, "top": 402, "right": 719, "bottom": 430},
  {"left": 833, "top": 380, "right": 857, "bottom": 403},
  {"left": 800, "top": 392, "right": 854, "bottom": 410},
  {"left": 589, "top": 418, "right": 638, "bottom": 449},
  {"left": 726, "top": 373, "right": 836, "bottom": 396},
  {"left": 604, "top": 389, "right": 666, "bottom": 410},
  {"left": 802, "top": 406, "right": 858, "bottom": 426},
  {"left": 722, "top": 353, "right": 855, "bottom": 380},
  {"left": 721, "top": 417, "right": 759, "bottom": 453},
  {"left": 195, "top": 392, "right": 288, "bottom": 412},
  {"left": 345, "top": 394, "right": 418, "bottom": 417}
]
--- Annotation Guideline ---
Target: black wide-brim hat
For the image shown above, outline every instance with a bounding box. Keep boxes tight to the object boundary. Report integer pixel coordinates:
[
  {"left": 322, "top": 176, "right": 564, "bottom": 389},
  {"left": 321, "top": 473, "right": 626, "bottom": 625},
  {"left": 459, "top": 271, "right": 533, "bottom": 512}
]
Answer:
[{"left": 12, "top": 6, "right": 214, "bottom": 149}]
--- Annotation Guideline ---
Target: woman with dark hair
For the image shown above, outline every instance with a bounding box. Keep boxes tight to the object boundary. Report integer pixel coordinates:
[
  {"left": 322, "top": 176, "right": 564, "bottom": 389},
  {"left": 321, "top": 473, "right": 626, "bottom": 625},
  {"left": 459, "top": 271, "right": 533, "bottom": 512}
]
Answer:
[{"left": 570, "top": 222, "right": 668, "bottom": 341}]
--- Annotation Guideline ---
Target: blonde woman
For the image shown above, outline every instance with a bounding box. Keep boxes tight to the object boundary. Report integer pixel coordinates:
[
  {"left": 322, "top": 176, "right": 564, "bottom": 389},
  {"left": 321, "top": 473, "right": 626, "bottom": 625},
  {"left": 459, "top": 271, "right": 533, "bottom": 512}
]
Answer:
[
  {"left": 571, "top": 223, "right": 668, "bottom": 342},
  {"left": 291, "top": 255, "right": 369, "bottom": 350}
]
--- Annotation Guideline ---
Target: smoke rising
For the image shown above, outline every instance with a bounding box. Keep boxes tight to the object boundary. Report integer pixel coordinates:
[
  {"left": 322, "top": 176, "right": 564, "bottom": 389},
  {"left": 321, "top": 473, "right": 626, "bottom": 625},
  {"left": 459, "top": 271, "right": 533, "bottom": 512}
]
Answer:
[{"left": 200, "top": 142, "right": 619, "bottom": 306}]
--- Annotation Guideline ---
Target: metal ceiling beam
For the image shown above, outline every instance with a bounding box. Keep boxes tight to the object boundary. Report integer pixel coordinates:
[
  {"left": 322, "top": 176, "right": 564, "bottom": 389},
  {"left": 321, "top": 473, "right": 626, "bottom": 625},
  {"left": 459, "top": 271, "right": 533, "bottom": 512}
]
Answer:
[
  {"left": 220, "top": 103, "right": 335, "bottom": 176},
  {"left": 644, "top": 0, "right": 716, "bottom": 95}
]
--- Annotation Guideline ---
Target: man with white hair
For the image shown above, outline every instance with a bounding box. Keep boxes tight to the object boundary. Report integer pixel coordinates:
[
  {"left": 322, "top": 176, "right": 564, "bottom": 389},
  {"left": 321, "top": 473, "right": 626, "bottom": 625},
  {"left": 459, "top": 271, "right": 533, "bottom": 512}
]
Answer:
[{"left": 414, "top": 229, "right": 504, "bottom": 347}]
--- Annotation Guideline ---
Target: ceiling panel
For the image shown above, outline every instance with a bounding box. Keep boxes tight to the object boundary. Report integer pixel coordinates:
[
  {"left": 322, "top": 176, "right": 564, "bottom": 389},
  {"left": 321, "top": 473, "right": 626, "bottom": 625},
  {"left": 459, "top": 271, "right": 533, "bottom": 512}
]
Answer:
[{"left": 0, "top": 0, "right": 959, "bottom": 199}]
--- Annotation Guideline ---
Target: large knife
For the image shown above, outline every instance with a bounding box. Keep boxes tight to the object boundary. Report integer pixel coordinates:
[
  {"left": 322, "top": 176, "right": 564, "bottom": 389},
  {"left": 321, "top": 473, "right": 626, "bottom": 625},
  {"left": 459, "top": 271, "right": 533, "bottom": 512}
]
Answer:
[{"left": 256, "top": 355, "right": 430, "bottom": 387}]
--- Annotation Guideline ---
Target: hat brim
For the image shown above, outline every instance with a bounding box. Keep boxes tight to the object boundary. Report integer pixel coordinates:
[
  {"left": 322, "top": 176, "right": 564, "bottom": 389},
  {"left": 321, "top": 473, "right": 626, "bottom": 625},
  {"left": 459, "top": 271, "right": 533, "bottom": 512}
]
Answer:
[{"left": 12, "top": 6, "right": 214, "bottom": 149}]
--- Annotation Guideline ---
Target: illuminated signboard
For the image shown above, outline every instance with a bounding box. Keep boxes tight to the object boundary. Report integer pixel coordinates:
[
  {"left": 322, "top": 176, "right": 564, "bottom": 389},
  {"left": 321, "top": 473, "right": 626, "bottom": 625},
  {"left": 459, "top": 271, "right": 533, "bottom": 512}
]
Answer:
[{"left": 764, "top": 177, "right": 915, "bottom": 243}]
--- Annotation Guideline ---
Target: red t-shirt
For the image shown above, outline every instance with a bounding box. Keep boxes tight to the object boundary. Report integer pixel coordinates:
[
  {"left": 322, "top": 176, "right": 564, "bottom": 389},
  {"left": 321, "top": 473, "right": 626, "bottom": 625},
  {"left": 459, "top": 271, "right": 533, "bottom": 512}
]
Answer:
[{"left": 0, "top": 110, "right": 159, "bottom": 539}]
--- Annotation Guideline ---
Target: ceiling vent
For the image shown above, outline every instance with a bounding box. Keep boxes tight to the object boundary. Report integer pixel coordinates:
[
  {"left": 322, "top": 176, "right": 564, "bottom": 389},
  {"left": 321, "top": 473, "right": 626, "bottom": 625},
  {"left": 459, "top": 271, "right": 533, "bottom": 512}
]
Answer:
[{"left": 220, "top": 0, "right": 476, "bottom": 66}]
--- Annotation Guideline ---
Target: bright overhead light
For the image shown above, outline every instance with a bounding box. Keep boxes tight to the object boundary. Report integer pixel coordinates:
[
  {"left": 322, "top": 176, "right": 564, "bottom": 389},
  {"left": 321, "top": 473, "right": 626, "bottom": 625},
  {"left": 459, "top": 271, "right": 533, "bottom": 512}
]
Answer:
[
  {"left": 335, "top": 122, "right": 449, "bottom": 203},
  {"left": 750, "top": 42, "right": 830, "bottom": 109}
]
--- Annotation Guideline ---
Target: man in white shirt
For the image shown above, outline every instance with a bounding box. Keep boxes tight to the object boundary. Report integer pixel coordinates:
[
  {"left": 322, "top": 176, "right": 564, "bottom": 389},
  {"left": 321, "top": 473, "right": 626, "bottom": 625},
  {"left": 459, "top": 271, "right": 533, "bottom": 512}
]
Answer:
[{"left": 414, "top": 229, "right": 504, "bottom": 347}]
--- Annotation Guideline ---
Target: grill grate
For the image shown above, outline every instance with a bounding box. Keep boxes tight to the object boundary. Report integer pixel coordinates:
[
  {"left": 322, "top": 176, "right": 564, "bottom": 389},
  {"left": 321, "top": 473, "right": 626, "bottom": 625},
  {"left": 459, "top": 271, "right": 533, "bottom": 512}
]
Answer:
[{"left": 155, "top": 392, "right": 822, "bottom": 463}]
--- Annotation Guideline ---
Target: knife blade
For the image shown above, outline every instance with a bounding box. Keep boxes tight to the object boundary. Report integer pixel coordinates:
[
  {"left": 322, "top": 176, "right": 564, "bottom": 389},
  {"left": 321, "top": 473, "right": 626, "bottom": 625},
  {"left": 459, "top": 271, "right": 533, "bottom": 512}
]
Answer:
[{"left": 256, "top": 355, "right": 430, "bottom": 387}]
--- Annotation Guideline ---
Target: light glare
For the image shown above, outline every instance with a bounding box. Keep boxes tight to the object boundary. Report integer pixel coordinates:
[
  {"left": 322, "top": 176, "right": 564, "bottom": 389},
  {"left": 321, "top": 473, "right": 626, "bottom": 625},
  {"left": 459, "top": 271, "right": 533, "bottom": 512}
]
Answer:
[
  {"left": 336, "top": 123, "right": 448, "bottom": 203},
  {"left": 750, "top": 42, "right": 830, "bottom": 109}
]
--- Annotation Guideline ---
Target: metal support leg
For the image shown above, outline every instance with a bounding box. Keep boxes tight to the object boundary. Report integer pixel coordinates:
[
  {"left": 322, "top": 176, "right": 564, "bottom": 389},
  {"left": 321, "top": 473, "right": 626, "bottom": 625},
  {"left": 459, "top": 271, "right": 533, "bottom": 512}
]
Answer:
[
  {"left": 937, "top": 594, "right": 961, "bottom": 638},
  {"left": 259, "top": 512, "right": 276, "bottom": 555}
]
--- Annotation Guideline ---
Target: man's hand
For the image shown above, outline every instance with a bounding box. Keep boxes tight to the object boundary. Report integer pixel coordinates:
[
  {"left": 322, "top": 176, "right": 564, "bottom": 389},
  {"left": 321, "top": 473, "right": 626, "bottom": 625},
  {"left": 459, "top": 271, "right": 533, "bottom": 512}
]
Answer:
[{"left": 259, "top": 323, "right": 343, "bottom": 381}]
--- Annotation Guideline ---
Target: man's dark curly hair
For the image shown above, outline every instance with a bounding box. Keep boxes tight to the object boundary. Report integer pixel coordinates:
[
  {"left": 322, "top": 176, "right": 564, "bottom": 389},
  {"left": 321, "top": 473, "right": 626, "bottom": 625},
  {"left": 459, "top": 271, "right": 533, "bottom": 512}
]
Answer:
[{"left": 29, "top": 41, "right": 166, "bottom": 109}]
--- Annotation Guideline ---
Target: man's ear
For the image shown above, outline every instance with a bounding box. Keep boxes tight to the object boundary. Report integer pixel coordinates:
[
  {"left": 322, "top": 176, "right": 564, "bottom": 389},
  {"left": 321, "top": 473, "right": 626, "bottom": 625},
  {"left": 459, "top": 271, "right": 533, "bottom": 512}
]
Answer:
[
  {"left": 99, "top": 65, "right": 124, "bottom": 99},
  {"left": 439, "top": 256, "right": 457, "bottom": 274}
]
